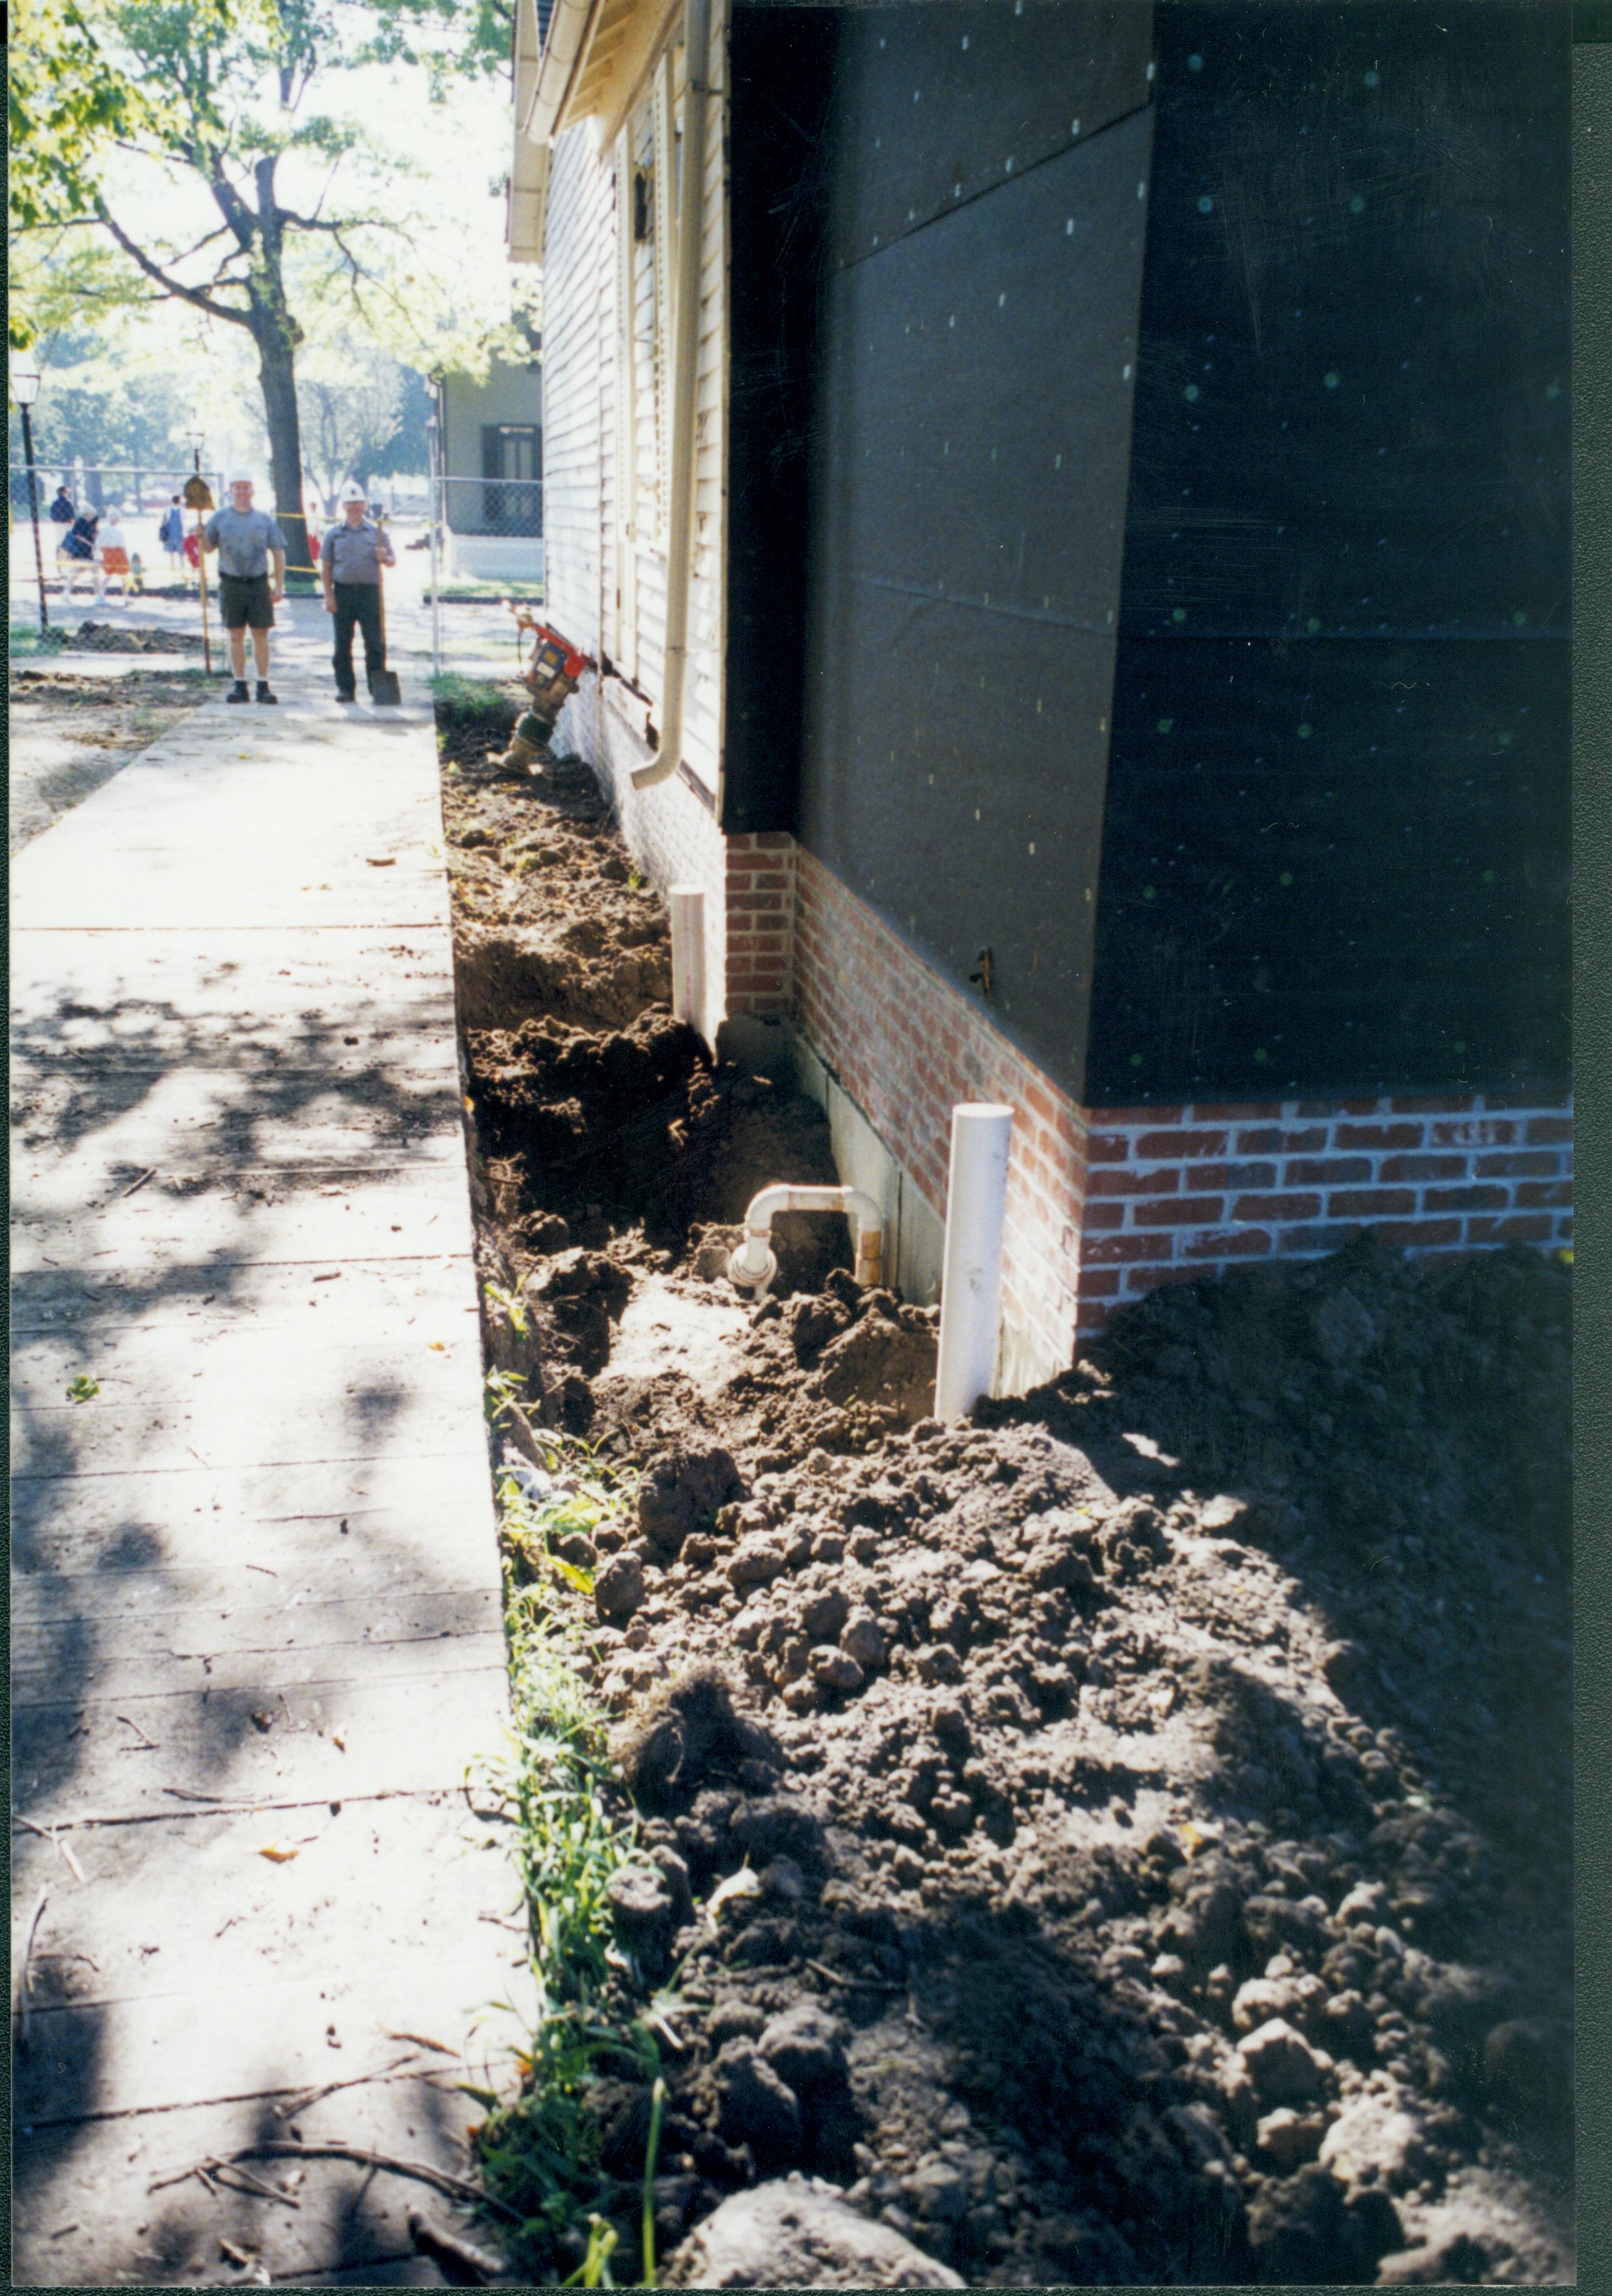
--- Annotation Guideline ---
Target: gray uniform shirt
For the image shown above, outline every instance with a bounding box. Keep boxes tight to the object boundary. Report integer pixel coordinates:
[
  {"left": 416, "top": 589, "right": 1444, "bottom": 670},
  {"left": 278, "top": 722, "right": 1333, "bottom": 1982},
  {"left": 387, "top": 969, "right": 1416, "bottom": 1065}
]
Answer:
[
  {"left": 204, "top": 505, "right": 288, "bottom": 578},
  {"left": 321, "top": 520, "right": 393, "bottom": 584}
]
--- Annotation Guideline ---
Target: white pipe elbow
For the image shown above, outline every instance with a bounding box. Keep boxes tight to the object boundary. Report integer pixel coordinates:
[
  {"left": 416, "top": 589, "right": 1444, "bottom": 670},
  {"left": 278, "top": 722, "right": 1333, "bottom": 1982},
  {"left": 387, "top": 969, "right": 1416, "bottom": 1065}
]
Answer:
[{"left": 727, "top": 1184, "right": 885, "bottom": 1298}]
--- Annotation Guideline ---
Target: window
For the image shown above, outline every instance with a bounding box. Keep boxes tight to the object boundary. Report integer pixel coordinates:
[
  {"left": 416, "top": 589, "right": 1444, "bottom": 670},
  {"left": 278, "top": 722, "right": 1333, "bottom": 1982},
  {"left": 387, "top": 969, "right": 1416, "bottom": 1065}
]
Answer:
[{"left": 481, "top": 423, "right": 542, "bottom": 534}]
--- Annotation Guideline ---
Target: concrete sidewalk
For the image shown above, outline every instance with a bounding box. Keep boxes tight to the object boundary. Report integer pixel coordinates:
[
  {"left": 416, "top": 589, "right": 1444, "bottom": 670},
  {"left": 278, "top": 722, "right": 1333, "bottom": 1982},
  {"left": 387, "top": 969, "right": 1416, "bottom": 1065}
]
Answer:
[{"left": 10, "top": 671, "right": 529, "bottom": 2285}]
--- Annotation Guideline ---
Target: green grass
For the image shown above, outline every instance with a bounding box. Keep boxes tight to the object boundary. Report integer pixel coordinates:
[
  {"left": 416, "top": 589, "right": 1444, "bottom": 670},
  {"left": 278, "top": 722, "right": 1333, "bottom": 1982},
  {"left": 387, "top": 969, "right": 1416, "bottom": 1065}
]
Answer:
[
  {"left": 430, "top": 669, "right": 521, "bottom": 715},
  {"left": 9, "top": 621, "right": 71, "bottom": 656},
  {"left": 473, "top": 1426, "right": 677, "bottom": 2285},
  {"left": 441, "top": 579, "right": 547, "bottom": 604}
]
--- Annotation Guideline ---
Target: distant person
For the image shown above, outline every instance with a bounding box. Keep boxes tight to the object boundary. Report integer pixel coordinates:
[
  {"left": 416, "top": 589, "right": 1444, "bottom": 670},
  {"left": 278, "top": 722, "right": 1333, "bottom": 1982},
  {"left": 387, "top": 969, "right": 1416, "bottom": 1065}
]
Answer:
[
  {"left": 49, "top": 483, "right": 74, "bottom": 526},
  {"left": 160, "top": 496, "right": 186, "bottom": 572},
  {"left": 182, "top": 527, "right": 201, "bottom": 585},
  {"left": 94, "top": 505, "right": 132, "bottom": 602},
  {"left": 60, "top": 506, "right": 98, "bottom": 597},
  {"left": 202, "top": 473, "right": 287, "bottom": 703},
  {"left": 320, "top": 480, "right": 395, "bottom": 703}
]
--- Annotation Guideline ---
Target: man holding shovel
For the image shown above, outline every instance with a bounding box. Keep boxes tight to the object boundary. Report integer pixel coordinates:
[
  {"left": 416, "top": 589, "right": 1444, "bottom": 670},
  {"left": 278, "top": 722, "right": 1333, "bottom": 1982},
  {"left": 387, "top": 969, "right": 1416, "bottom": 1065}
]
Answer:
[
  {"left": 320, "top": 482, "right": 396, "bottom": 703},
  {"left": 202, "top": 475, "right": 286, "bottom": 703}
]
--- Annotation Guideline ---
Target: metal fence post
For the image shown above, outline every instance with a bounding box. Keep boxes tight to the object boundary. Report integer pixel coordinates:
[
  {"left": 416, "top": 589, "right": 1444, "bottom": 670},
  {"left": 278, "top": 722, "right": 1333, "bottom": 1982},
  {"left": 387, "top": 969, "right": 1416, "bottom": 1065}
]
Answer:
[{"left": 430, "top": 460, "right": 443, "bottom": 679}]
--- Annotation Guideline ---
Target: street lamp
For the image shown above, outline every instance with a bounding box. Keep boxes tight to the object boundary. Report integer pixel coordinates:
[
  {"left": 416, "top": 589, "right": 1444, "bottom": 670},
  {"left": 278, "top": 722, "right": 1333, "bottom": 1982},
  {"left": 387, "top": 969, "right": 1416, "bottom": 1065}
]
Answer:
[{"left": 10, "top": 366, "right": 49, "bottom": 633}]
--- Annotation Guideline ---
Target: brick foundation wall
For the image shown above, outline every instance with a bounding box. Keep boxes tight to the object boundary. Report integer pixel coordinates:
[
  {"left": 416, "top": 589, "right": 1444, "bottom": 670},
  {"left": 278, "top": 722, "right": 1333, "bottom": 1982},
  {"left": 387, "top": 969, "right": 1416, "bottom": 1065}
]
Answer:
[
  {"left": 795, "top": 847, "right": 1087, "bottom": 1381},
  {"left": 724, "top": 832, "right": 794, "bottom": 1018},
  {"left": 598, "top": 802, "right": 1574, "bottom": 1380},
  {"left": 1076, "top": 1097, "right": 1574, "bottom": 1339},
  {"left": 793, "top": 843, "right": 1572, "bottom": 1369}
]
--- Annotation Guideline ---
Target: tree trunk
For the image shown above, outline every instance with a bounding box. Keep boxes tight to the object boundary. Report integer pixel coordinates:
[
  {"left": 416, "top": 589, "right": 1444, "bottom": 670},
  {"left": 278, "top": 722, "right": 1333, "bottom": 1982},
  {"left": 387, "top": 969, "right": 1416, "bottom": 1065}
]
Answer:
[
  {"left": 248, "top": 161, "right": 313, "bottom": 571},
  {"left": 254, "top": 329, "right": 313, "bottom": 570}
]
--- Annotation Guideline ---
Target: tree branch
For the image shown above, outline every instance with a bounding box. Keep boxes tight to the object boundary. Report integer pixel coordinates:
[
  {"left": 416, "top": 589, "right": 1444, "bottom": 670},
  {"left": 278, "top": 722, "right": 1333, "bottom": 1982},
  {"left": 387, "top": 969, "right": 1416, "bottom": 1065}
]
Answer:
[{"left": 93, "top": 203, "right": 253, "bottom": 326}]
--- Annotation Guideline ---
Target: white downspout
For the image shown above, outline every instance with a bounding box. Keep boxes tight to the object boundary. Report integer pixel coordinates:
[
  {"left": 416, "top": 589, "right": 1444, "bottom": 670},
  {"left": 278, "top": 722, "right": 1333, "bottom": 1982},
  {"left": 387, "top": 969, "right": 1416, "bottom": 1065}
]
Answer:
[
  {"left": 933, "top": 1104, "right": 1014, "bottom": 1421},
  {"left": 669, "top": 884, "right": 706, "bottom": 1038},
  {"left": 630, "top": 0, "right": 712, "bottom": 791},
  {"left": 728, "top": 1185, "right": 885, "bottom": 1299}
]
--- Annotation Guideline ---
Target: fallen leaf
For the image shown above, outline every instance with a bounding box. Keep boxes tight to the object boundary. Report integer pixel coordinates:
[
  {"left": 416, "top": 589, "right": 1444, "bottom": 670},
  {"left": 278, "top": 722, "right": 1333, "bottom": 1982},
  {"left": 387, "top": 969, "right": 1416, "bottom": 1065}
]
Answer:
[
  {"left": 331, "top": 1731, "right": 347, "bottom": 1751},
  {"left": 428, "top": 1341, "right": 446, "bottom": 1352},
  {"left": 257, "top": 1842, "right": 299, "bottom": 1864},
  {"left": 365, "top": 856, "right": 396, "bottom": 867}
]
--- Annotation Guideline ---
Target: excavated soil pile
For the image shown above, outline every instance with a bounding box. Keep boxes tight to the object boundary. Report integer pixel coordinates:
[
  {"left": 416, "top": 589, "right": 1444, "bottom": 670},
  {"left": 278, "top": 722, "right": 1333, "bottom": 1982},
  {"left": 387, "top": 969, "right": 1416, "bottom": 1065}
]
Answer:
[
  {"left": 442, "top": 725, "right": 855, "bottom": 1427},
  {"left": 441, "top": 735, "right": 1573, "bottom": 2287},
  {"left": 61, "top": 619, "right": 211, "bottom": 653}
]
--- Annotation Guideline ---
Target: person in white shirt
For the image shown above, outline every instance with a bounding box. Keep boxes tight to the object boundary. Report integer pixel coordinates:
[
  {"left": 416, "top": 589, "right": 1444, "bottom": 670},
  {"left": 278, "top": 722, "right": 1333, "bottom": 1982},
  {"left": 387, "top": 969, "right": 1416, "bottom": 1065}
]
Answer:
[{"left": 93, "top": 509, "right": 132, "bottom": 603}]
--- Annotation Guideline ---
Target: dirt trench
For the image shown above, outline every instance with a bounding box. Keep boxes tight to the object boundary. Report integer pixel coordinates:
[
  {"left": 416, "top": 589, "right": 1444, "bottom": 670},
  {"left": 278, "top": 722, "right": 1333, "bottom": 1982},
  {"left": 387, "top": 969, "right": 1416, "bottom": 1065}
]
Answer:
[{"left": 440, "top": 709, "right": 1574, "bottom": 2288}]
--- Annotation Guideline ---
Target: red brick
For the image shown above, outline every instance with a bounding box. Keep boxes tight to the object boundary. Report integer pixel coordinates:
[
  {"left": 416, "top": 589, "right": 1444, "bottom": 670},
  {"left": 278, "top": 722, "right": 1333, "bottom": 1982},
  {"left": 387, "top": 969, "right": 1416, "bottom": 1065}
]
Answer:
[
  {"left": 1181, "top": 1227, "right": 1273, "bottom": 1259},
  {"left": 1430, "top": 1117, "right": 1514, "bottom": 1147},
  {"left": 1189, "top": 1101, "right": 1285, "bottom": 1121},
  {"left": 1285, "top": 1156, "right": 1372, "bottom": 1185},
  {"left": 1421, "top": 1184, "right": 1510, "bottom": 1212},
  {"left": 1327, "top": 1188, "right": 1418, "bottom": 1217},
  {"left": 1524, "top": 1115, "right": 1574, "bottom": 1144},
  {"left": 1379, "top": 1153, "right": 1467, "bottom": 1182},
  {"left": 1473, "top": 1149, "right": 1564, "bottom": 1178},
  {"left": 1464, "top": 1213, "right": 1555, "bottom": 1244},
  {"left": 753, "top": 830, "right": 792, "bottom": 850},
  {"left": 1134, "top": 1128, "right": 1229, "bottom": 1160},
  {"left": 1389, "top": 1095, "right": 1469, "bottom": 1114},
  {"left": 1515, "top": 1179, "right": 1574, "bottom": 1209},
  {"left": 1083, "top": 1232, "right": 1173, "bottom": 1265},
  {"left": 1087, "top": 1167, "right": 1180, "bottom": 1199},
  {"left": 1023, "top": 1079, "right": 1055, "bottom": 1123},
  {"left": 1481, "top": 1089, "right": 1569, "bottom": 1111},
  {"left": 1195, "top": 1160, "right": 1279, "bottom": 1190},
  {"left": 1087, "top": 1132, "right": 1130, "bottom": 1164},
  {"left": 1333, "top": 1121, "right": 1425, "bottom": 1150},
  {"left": 1297, "top": 1098, "right": 1384, "bottom": 1117},
  {"left": 1231, "top": 1191, "right": 1322, "bottom": 1222},
  {"left": 1236, "top": 1127, "right": 1327, "bottom": 1155},
  {"left": 1081, "top": 1202, "right": 1125, "bottom": 1233},
  {"left": 1135, "top": 1194, "right": 1225, "bottom": 1227}
]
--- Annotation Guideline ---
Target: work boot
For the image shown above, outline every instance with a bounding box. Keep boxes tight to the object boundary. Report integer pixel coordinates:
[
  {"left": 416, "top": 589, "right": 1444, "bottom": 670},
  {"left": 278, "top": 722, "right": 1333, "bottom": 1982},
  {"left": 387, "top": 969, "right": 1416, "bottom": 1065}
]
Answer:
[
  {"left": 335, "top": 687, "right": 356, "bottom": 704},
  {"left": 255, "top": 681, "right": 278, "bottom": 705},
  {"left": 227, "top": 679, "right": 250, "bottom": 703}
]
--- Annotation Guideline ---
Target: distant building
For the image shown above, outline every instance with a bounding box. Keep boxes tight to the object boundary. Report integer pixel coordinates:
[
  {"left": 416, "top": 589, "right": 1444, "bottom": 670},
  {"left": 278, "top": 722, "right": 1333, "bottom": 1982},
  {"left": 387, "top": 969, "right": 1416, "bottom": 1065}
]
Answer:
[
  {"left": 509, "top": 0, "right": 1571, "bottom": 1390},
  {"left": 435, "top": 355, "right": 544, "bottom": 581}
]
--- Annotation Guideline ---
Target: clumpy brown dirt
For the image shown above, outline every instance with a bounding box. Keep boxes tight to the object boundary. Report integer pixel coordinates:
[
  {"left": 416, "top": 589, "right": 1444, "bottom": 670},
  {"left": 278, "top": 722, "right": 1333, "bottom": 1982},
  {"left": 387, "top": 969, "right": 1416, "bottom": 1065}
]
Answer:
[{"left": 441, "top": 716, "right": 1574, "bottom": 2287}]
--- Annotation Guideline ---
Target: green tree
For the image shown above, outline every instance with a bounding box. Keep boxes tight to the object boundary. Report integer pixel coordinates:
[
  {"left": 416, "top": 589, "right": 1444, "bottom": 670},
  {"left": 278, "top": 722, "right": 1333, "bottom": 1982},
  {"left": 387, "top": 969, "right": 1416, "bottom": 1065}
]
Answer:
[{"left": 23, "top": 0, "right": 512, "bottom": 565}]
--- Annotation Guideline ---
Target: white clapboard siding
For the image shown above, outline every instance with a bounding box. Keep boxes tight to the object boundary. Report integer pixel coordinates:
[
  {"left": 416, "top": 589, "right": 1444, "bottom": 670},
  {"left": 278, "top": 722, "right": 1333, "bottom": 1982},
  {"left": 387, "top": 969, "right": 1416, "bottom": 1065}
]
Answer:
[{"left": 542, "top": 0, "right": 730, "bottom": 972}]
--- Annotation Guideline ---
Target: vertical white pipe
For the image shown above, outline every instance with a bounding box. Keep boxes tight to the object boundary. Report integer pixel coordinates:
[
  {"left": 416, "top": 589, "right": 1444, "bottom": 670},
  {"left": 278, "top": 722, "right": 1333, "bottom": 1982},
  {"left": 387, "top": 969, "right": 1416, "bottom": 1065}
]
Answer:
[
  {"left": 934, "top": 1103, "right": 1014, "bottom": 1421},
  {"left": 669, "top": 885, "right": 706, "bottom": 1039}
]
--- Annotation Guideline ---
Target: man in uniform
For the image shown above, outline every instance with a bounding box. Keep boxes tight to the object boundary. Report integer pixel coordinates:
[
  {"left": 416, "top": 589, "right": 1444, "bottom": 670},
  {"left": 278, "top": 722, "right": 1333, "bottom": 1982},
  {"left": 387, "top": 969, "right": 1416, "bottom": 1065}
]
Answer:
[
  {"left": 202, "top": 474, "right": 286, "bottom": 703},
  {"left": 320, "top": 481, "right": 396, "bottom": 703}
]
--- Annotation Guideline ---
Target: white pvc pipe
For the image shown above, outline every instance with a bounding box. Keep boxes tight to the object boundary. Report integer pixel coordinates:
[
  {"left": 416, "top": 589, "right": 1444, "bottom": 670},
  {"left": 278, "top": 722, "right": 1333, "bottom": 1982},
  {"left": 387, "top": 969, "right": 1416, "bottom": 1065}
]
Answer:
[
  {"left": 630, "top": 0, "right": 712, "bottom": 791},
  {"left": 934, "top": 1104, "right": 1014, "bottom": 1421},
  {"left": 669, "top": 884, "right": 706, "bottom": 1037},
  {"left": 728, "top": 1184, "right": 885, "bottom": 1298}
]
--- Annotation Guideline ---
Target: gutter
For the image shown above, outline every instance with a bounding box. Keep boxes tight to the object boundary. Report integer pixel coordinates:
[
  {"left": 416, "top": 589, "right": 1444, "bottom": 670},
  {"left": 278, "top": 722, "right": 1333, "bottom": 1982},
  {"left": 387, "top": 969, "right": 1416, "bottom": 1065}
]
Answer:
[
  {"left": 523, "top": 0, "right": 601, "bottom": 152},
  {"left": 629, "top": 0, "right": 712, "bottom": 791}
]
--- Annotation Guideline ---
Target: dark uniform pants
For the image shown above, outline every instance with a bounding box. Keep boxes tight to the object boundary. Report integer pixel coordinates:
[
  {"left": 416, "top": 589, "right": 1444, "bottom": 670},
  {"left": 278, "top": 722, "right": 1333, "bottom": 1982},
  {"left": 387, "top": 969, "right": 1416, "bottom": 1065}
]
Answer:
[{"left": 331, "top": 581, "right": 385, "bottom": 693}]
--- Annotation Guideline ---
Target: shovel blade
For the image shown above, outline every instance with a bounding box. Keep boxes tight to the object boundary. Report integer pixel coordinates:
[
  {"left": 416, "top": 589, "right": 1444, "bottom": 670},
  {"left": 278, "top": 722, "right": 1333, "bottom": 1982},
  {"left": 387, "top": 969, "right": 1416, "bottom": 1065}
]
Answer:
[{"left": 369, "top": 669, "right": 402, "bottom": 707}]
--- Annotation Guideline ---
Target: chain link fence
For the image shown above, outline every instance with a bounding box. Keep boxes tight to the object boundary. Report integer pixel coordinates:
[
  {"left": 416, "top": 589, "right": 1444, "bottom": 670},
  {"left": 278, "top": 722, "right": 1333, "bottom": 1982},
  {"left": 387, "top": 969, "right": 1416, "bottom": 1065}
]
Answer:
[{"left": 424, "top": 471, "right": 546, "bottom": 677}]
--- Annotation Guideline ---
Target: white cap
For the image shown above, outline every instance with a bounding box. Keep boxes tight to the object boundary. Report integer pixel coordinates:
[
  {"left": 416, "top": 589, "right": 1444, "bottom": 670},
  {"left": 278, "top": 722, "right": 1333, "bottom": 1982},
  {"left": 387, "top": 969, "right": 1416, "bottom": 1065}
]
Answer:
[
  {"left": 338, "top": 481, "right": 365, "bottom": 504},
  {"left": 228, "top": 471, "right": 257, "bottom": 489}
]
